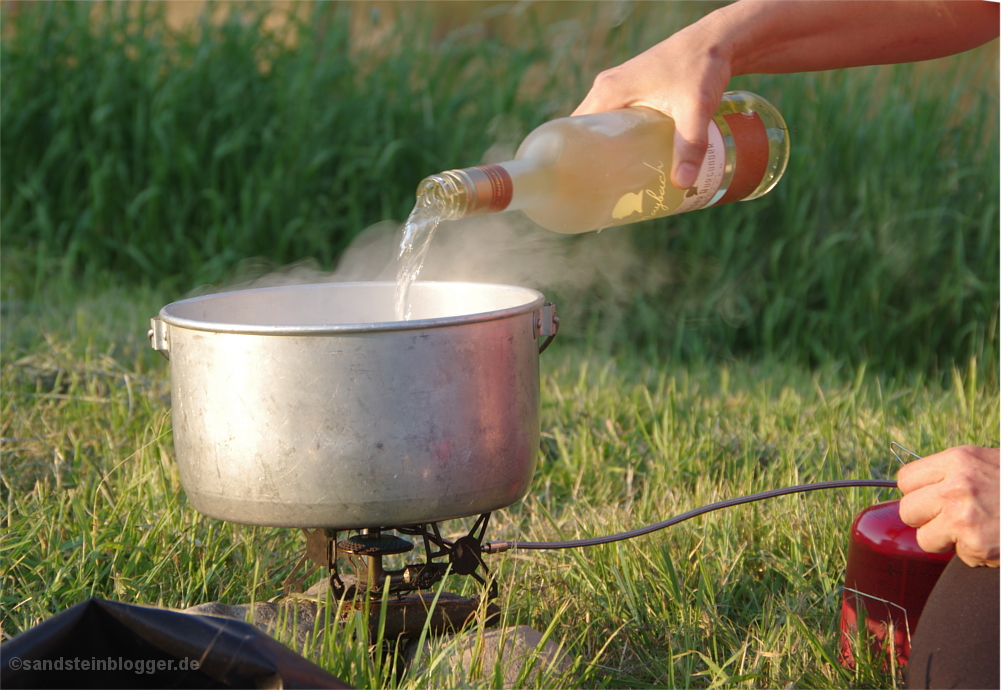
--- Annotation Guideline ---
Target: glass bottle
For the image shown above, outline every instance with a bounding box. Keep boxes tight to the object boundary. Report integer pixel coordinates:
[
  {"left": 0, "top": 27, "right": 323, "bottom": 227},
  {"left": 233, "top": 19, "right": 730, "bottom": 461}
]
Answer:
[{"left": 417, "top": 90, "right": 790, "bottom": 234}]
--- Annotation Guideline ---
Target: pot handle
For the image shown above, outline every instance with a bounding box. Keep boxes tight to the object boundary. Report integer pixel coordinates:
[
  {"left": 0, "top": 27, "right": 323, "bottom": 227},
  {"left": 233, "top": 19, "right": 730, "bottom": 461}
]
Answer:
[
  {"left": 148, "top": 317, "right": 170, "bottom": 360},
  {"left": 535, "top": 303, "right": 560, "bottom": 354}
]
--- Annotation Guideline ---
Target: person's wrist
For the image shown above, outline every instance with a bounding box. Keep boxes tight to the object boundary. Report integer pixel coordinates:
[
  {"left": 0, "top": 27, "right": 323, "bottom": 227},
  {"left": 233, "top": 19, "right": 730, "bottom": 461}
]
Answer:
[
  {"left": 686, "top": 4, "right": 741, "bottom": 77},
  {"left": 707, "top": 0, "right": 798, "bottom": 77},
  {"left": 664, "top": 22, "right": 727, "bottom": 84}
]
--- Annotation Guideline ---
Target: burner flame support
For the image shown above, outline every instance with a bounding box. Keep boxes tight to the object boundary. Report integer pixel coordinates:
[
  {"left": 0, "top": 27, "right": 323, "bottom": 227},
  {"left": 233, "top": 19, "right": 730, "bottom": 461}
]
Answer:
[
  {"left": 279, "top": 514, "right": 502, "bottom": 640},
  {"left": 283, "top": 513, "right": 497, "bottom": 601}
]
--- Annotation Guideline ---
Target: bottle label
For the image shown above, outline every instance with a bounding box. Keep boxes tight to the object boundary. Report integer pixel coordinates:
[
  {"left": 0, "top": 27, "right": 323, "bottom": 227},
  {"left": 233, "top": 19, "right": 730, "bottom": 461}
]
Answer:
[
  {"left": 611, "top": 121, "right": 726, "bottom": 223},
  {"left": 715, "top": 111, "right": 768, "bottom": 206},
  {"left": 675, "top": 120, "right": 727, "bottom": 214},
  {"left": 616, "top": 111, "right": 768, "bottom": 219}
]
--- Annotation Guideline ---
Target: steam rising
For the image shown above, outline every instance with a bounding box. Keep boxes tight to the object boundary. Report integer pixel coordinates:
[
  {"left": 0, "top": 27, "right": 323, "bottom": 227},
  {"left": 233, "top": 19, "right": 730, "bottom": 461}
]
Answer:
[
  {"left": 193, "top": 132, "right": 678, "bottom": 329},
  {"left": 198, "top": 210, "right": 676, "bottom": 330},
  {"left": 190, "top": 159, "right": 688, "bottom": 338}
]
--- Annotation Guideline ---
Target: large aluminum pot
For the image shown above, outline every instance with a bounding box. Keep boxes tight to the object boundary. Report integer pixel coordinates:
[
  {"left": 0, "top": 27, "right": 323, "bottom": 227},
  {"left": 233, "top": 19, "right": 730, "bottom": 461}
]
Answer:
[{"left": 149, "top": 281, "right": 558, "bottom": 530}]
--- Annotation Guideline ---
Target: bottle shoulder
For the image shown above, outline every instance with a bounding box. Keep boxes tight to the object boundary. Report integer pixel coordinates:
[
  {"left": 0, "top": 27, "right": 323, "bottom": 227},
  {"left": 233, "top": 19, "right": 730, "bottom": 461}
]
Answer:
[
  {"left": 516, "top": 107, "right": 671, "bottom": 163},
  {"left": 533, "top": 107, "right": 669, "bottom": 138}
]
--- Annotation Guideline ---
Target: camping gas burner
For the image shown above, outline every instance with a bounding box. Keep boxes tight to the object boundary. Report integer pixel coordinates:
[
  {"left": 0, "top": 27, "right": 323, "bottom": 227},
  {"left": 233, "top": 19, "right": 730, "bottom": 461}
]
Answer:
[
  {"left": 337, "top": 533, "right": 415, "bottom": 557},
  {"left": 284, "top": 513, "right": 495, "bottom": 599},
  {"left": 281, "top": 514, "right": 500, "bottom": 638}
]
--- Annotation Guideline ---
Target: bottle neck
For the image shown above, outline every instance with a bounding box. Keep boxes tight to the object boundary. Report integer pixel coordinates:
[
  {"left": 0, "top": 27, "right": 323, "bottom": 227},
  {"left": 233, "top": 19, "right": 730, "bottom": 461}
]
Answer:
[
  {"left": 423, "top": 158, "right": 549, "bottom": 220},
  {"left": 449, "top": 165, "right": 515, "bottom": 216}
]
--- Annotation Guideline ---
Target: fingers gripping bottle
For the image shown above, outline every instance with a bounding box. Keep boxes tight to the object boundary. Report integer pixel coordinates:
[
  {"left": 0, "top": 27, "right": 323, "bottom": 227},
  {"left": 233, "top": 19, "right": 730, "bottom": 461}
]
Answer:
[{"left": 418, "top": 90, "right": 790, "bottom": 234}]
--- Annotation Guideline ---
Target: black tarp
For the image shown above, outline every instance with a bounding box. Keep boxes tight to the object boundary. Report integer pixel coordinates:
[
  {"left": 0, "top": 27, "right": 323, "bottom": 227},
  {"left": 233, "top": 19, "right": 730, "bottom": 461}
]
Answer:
[{"left": 1, "top": 598, "right": 352, "bottom": 689}]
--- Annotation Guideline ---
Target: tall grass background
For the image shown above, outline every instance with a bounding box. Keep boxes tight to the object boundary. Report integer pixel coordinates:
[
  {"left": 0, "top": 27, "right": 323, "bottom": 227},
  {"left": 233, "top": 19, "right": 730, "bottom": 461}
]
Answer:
[{"left": 2, "top": 1, "right": 998, "bottom": 378}]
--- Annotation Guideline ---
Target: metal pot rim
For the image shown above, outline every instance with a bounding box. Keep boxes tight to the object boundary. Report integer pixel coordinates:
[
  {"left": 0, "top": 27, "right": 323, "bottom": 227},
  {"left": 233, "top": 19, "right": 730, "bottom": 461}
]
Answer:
[{"left": 157, "top": 280, "right": 546, "bottom": 336}]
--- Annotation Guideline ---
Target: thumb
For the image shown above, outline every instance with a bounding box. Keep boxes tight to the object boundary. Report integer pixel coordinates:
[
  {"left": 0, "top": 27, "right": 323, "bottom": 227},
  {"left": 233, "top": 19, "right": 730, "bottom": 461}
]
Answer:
[{"left": 670, "top": 109, "right": 711, "bottom": 190}]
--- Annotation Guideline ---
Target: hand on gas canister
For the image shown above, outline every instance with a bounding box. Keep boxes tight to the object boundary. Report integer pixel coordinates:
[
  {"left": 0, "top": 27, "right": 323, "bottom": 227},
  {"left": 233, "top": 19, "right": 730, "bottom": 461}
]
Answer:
[{"left": 897, "top": 445, "right": 1000, "bottom": 568}]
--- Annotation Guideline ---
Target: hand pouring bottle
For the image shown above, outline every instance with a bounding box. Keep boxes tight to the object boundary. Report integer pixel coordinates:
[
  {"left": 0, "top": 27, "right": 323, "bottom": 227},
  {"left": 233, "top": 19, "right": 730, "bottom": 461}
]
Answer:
[{"left": 417, "top": 90, "right": 789, "bottom": 234}]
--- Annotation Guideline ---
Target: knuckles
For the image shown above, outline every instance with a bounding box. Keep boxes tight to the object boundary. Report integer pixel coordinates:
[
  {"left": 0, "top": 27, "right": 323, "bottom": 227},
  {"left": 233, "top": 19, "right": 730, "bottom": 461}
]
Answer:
[
  {"left": 956, "top": 537, "right": 1000, "bottom": 568},
  {"left": 896, "top": 445, "right": 999, "bottom": 566},
  {"left": 590, "top": 68, "right": 629, "bottom": 94}
]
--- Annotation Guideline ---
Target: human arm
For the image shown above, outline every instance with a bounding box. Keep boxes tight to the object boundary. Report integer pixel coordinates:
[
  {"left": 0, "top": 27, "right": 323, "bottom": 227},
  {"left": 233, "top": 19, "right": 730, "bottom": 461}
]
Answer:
[
  {"left": 573, "top": 1, "right": 999, "bottom": 189},
  {"left": 897, "top": 445, "right": 1000, "bottom": 568}
]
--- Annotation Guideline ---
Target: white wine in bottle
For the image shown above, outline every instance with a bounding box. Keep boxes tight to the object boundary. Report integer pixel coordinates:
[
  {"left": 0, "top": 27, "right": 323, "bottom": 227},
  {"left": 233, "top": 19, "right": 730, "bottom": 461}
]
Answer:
[
  {"left": 418, "top": 90, "right": 789, "bottom": 234},
  {"left": 395, "top": 90, "right": 789, "bottom": 319}
]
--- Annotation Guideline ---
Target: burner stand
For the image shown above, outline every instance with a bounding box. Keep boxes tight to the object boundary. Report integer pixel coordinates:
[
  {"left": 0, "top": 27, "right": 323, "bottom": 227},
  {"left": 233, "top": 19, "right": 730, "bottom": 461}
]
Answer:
[{"left": 282, "top": 513, "right": 500, "bottom": 640}]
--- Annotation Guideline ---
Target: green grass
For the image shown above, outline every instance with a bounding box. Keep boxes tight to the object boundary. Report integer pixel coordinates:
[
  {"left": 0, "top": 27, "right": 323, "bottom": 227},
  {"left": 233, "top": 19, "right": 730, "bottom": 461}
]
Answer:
[
  {"left": 2, "top": 1, "right": 998, "bottom": 686},
  {"left": 2, "top": 1, "right": 998, "bottom": 375},
  {"left": 3, "top": 287, "right": 997, "bottom": 687}
]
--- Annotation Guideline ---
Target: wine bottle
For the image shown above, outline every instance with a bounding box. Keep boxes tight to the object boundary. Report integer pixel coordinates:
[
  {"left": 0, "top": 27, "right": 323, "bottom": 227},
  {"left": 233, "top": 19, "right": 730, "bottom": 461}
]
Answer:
[{"left": 417, "top": 90, "right": 789, "bottom": 234}]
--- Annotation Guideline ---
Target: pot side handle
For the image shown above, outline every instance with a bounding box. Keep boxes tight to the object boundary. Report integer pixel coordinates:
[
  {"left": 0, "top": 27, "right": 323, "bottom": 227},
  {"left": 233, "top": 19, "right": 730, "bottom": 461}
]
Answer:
[
  {"left": 148, "top": 317, "right": 170, "bottom": 360},
  {"left": 535, "top": 303, "right": 560, "bottom": 355}
]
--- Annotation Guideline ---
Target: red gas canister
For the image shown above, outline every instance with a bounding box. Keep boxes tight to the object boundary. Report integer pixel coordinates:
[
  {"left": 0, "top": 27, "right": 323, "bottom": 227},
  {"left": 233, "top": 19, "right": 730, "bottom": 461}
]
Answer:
[{"left": 839, "top": 499, "right": 954, "bottom": 668}]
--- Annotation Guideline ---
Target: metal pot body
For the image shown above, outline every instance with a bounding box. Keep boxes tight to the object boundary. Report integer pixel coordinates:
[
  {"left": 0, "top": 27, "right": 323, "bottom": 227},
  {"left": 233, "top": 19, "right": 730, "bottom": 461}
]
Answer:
[{"left": 151, "top": 282, "right": 555, "bottom": 529}]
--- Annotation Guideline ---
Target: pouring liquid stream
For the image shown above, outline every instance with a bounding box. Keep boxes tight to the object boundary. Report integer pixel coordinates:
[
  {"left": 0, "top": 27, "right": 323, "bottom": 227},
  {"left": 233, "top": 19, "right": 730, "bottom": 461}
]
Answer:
[{"left": 395, "top": 178, "right": 461, "bottom": 320}]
